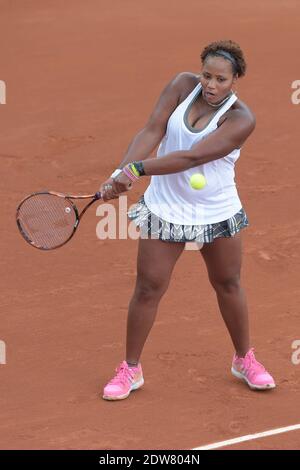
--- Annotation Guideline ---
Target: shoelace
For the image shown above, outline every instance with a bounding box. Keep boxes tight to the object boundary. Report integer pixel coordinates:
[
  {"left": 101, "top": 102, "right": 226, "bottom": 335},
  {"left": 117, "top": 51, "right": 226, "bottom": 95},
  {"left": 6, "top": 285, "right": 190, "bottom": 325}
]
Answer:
[
  {"left": 243, "top": 348, "right": 266, "bottom": 373},
  {"left": 108, "top": 363, "right": 134, "bottom": 386}
]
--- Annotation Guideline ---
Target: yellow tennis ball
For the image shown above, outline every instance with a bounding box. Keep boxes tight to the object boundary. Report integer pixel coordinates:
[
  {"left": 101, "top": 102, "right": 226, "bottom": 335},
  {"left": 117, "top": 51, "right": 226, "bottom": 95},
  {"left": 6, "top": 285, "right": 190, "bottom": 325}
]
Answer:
[{"left": 189, "top": 173, "right": 206, "bottom": 190}]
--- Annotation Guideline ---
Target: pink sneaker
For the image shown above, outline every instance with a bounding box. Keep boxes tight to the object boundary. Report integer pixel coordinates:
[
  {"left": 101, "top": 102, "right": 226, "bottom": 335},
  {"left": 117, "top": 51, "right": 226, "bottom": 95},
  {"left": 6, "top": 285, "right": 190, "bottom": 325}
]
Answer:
[
  {"left": 231, "top": 348, "right": 276, "bottom": 390},
  {"left": 102, "top": 361, "right": 144, "bottom": 401}
]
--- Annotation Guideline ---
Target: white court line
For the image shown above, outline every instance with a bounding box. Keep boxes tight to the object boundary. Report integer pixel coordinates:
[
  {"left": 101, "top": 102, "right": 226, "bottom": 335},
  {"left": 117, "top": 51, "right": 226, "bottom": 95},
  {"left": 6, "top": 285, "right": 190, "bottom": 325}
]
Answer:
[{"left": 193, "top": 424, "right": 300, "bottom": 450}]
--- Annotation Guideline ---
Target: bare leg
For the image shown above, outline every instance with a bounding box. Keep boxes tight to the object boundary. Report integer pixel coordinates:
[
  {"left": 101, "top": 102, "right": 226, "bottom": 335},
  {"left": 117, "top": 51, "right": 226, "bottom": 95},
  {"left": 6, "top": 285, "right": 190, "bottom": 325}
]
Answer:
[
  {"left": 200, "top": 233, "right": 250, "bottom": 357},
  {"left": 126, "top": 238, "right": 185, "bottom": 364}
]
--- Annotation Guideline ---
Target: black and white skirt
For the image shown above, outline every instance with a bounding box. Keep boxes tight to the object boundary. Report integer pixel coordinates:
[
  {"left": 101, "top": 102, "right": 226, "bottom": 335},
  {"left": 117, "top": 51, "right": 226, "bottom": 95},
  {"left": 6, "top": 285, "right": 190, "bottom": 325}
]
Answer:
[{"left": 127, "top": 195, "right": 249, "bottom": 243}]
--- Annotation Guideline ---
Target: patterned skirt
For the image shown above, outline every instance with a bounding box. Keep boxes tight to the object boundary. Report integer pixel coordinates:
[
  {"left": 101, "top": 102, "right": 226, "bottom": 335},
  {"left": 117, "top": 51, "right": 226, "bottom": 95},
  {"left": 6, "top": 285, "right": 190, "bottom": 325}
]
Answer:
[{"left": 127, "top": 195, "right": 249, "bottom": 243}]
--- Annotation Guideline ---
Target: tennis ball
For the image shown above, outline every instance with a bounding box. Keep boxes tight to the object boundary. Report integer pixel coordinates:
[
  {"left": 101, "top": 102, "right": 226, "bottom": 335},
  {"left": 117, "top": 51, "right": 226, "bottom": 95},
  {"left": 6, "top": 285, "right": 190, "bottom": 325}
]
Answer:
[{"left": 189, "top": 173, "right": 206, "bottom": 190}]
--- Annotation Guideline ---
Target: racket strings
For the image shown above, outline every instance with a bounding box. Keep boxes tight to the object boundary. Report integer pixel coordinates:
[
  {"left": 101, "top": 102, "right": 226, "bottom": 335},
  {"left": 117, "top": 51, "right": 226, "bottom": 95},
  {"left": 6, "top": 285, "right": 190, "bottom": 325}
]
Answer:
[{"left": 17, "top": 194, "right": 77, "bottom": 249}]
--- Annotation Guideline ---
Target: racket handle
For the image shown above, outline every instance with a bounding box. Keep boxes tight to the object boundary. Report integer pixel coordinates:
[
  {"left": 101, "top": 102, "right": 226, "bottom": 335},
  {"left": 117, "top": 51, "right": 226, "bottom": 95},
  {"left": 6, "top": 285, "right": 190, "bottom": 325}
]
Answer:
[{"left": 95, "top": 182, "right": 132, "bottom": 200}]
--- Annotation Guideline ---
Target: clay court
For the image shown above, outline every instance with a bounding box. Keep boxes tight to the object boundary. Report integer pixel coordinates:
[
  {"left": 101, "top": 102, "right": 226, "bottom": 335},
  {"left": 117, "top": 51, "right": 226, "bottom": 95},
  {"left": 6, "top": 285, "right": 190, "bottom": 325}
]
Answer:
[{"left": 1, "top": 0, "right": 300, "bottom": 450}]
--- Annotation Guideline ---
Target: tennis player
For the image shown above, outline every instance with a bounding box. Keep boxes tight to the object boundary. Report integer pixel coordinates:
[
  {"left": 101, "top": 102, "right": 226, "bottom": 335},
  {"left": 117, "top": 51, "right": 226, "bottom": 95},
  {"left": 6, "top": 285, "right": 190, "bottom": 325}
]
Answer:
[{"left": 100, "top": 40, "right": 275, "bottom": 400}]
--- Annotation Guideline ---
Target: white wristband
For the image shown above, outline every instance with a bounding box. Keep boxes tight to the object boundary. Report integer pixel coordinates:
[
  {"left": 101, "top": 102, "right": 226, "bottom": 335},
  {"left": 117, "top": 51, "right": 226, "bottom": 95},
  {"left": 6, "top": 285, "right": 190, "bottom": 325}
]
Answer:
[{"left": 110, "top": 168, "right": 123, "bottom": 179}]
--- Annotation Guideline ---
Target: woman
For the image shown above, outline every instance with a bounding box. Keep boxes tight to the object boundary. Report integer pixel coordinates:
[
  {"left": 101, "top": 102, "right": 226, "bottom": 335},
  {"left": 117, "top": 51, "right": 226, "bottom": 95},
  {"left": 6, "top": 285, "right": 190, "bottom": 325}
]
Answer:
[{"left": 100, "top": 40, "right": 275, "bottom": 400}]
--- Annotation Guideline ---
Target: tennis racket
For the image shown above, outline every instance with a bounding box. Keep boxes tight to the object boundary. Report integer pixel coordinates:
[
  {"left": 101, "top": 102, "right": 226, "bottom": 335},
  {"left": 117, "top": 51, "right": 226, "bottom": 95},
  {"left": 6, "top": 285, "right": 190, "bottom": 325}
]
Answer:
[{"left": 16, "top": 190, "right": 103, "bottom": 250}]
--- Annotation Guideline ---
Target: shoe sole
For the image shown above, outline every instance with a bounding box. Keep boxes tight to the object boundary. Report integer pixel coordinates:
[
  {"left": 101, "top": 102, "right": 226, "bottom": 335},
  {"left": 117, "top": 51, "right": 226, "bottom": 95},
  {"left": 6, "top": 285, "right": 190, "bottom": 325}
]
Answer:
[
  {"left": 231, "top": 367, "right": 276, "bottom": 390},
  {"left": 102, "top": 377, "right": 144, "bottom": 401}
]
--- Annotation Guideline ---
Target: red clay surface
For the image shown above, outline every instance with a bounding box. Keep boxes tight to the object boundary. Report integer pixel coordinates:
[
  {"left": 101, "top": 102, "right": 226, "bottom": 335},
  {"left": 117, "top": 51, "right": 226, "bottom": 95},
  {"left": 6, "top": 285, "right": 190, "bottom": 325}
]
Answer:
[{"left": 1, "top": 0, "right": 300, "bottom": 450}]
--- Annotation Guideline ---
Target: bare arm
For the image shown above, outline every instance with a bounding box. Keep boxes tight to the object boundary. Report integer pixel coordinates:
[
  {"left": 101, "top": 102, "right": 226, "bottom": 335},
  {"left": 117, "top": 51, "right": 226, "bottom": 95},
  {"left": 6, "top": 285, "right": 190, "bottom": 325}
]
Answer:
[
  {"left": 100, "top": 73, "right": 189, "bottom": 199},
  {"left": 117, "top": 127, "right": 165, "bottom": 170},
  {"left": 141, "top": 109, "right": 256, "bottom": 175},
  {"left": 117, "top": 73, "right": 187, "bottom": 169}
]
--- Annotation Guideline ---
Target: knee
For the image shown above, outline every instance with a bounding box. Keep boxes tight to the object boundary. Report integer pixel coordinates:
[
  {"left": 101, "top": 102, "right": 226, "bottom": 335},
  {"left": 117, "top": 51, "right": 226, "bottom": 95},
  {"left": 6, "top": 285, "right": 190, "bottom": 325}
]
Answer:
[
  {"left": 210, "top": 273, "right": 241, "bottom": 294},
  {"left": 134, "top": 276, "right": 168, "bottom": 302}
]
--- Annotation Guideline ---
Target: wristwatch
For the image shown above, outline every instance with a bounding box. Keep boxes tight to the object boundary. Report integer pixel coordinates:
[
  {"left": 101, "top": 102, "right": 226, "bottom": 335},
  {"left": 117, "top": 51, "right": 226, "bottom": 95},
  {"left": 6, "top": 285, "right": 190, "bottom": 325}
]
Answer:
[{"left": 110, "top": 168, "right": 123, "bottom": 179}]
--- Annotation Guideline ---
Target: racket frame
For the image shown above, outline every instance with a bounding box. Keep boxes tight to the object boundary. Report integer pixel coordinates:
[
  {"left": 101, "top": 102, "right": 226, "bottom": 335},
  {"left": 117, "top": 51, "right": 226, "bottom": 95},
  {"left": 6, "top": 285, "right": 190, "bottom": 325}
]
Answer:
[{"left": 16, "top": 190, "right": 102, "bottom": 250}]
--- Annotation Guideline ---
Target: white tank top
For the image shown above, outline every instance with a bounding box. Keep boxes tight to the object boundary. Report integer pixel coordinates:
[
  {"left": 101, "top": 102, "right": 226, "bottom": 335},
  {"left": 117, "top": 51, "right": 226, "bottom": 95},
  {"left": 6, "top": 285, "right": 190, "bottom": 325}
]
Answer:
[{"left": 143, "top": 81, "right": 243, "bottom": 225}]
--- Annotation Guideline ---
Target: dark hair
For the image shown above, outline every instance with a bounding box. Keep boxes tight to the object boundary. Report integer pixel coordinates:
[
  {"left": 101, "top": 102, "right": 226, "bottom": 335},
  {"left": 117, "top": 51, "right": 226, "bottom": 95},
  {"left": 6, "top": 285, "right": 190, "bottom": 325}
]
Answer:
[{"left": 200, "top": 40, "right": 246, "bottom": 77}]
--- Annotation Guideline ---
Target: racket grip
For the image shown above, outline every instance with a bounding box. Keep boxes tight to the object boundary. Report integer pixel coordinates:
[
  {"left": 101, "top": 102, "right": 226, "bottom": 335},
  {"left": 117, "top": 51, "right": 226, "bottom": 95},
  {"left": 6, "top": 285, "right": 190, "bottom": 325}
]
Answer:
[{"left": 95, "top": 183, "right": 131, "bottom": 200}]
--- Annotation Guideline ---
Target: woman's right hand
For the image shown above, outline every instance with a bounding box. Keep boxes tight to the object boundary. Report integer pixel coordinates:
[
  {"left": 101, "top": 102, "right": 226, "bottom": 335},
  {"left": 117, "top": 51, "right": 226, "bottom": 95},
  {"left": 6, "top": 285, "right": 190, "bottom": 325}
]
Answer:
[
  {"left": 99, "top": 177, "right": 119, "bottom": 201},
  {"left": 99, "top": 176, "right": 133, "bottom": 201}
]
